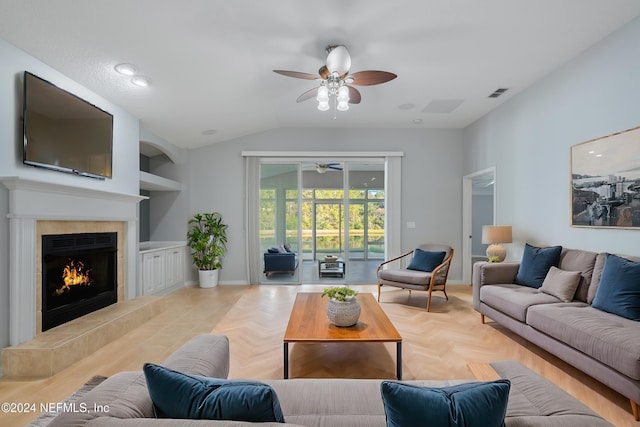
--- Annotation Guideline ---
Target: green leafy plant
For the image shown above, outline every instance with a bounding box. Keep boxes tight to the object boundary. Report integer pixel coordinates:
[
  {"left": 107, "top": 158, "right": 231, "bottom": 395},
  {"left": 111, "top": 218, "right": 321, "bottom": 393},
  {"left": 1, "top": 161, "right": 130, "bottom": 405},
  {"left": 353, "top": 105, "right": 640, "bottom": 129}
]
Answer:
[
  {"left": 488, "top": 256, "right": 501, "bottom": 263},
  {"left": 321, "top": 286, "right": 357, "bottom": 302},
  {"left": 186, "top": 212, "right": 228, "bottom": 270}
]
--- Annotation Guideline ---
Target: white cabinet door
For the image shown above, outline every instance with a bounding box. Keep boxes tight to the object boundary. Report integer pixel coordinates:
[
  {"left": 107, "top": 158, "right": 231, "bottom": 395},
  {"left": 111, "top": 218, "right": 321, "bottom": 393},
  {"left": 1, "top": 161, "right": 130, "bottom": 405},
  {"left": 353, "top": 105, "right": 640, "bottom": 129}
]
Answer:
[
  {"left": 142, "top": 251, "right": 166, "bottom": 295},
  {"left": 164, "top": 247, "right": 185, "bottom": 288}
]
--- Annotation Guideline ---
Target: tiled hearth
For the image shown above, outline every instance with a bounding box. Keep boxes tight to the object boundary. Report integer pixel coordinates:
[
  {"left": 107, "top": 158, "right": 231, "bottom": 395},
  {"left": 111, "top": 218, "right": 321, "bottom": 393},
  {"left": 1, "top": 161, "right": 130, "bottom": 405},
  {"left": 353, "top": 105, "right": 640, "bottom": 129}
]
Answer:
[
  {"left": 0, "top": 177, "right": 158, "bottom": 378},
  {"left": 2, "top": 296, "right": 164, "bottom": 377}
]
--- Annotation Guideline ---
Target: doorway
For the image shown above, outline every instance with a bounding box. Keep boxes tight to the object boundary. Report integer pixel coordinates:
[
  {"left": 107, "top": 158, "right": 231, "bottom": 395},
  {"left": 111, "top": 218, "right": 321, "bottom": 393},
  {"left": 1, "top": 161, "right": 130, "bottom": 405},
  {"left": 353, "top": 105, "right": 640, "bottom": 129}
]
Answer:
[
  {"left": 258, "top": 160, "right": 385, "bottom": 284},
  {"left": 462, "top": 167, "right": 496, "bottom": 284}
]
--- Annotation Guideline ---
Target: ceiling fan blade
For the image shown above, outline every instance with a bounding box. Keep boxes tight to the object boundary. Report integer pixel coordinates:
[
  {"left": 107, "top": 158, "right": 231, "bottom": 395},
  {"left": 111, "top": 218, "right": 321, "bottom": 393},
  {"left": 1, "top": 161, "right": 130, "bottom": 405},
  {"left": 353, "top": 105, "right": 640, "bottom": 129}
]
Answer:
[
  {"left": 327, "top": 165, "right": 343, "bottom": 171},
  {"left": 349, "top": 70, "right": 397, "bottom": 86},
  {"left": 273, "top": 70, "right": 318, "bottom": 80},
  {"left": 296, "top": 87, "right": 318, "bottom": 103},
  {"left": 348, "top": 86, "right": 362, "bottom": 104},
  {"left": 318, "top": 66, "right": 329, "bottom": 80},
  {"left": 326, "top": 45, "right": 351, "bottom": 76}
]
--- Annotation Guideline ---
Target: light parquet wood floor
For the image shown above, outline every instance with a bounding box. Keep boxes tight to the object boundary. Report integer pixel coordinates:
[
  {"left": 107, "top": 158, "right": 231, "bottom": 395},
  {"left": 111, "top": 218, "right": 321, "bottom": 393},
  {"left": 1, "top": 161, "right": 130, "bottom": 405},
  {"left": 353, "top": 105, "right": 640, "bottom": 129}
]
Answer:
[{"left": 0, "top": 284, "right": 635, "bottom": 426}]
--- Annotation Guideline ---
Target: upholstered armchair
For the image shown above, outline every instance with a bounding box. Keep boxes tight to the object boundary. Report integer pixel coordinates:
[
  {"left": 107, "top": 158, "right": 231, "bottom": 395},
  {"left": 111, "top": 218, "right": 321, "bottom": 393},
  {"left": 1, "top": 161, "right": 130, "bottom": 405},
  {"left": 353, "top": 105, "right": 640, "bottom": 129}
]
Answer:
[
  {"left": 377, "top": 244, "right": 454, "bottom": 311},
  {"left": 264, "top": 244, "right": 299, "bottom": 276}
]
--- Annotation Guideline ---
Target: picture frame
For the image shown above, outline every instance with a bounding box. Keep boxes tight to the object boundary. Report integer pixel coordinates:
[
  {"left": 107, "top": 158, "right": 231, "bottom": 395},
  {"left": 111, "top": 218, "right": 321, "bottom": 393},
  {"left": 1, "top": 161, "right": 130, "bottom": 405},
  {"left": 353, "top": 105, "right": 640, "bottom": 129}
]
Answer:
[{"left": 570, "top": 126, "right": 640, "bottom": 228}]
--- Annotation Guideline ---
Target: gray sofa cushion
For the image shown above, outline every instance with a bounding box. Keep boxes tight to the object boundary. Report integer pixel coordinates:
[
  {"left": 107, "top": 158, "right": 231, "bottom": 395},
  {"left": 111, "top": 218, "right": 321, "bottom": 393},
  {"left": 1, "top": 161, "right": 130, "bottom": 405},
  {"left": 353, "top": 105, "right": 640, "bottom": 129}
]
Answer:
[
  {"left": 491, "top": 361, "right": 613, "bottom": 426},
  {"left": 557, "top": 249, "right": 597, "bottom": 303},
  {"left": 87, "top": 419, "right": 302, "bottom": 426},
  {"left": 378, "top": 268, "right": 431, "bottom": 286},
  {"left": 49, "top": 371, "right": 154, "bottom": 427},
  {"left": 262, "top": 378, "right": 467, "bottom": 427},
  {"left": 480, "top": 285, "right": 562, "bottom": 322},
  {"left": 527, "top": 304, "right": 640, "bottom": 380},
  {"left": 161, "top": 334, "right": 230, "bottom": 378},
  {"left": 49, "top": 335, "right": 231, "bottom": 427},
  {"left": 539, "top": 267, "right": 581, "bottom": 303}
]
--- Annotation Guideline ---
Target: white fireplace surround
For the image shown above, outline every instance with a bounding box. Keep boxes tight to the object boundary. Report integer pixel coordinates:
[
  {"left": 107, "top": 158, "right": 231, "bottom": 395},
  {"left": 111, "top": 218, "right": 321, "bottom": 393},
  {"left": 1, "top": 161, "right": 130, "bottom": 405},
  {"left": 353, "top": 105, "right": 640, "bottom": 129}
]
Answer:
[{"left": 1, "top": 177, "right": 145, "bottom": 346}]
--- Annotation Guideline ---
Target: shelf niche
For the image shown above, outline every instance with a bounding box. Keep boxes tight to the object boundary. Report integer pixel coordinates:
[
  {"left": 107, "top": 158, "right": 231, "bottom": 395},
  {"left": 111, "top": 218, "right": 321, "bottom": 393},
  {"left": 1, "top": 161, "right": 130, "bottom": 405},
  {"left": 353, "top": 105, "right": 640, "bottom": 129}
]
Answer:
[{"left": 139, "top": 141, "right": 182, "bottom": 192}]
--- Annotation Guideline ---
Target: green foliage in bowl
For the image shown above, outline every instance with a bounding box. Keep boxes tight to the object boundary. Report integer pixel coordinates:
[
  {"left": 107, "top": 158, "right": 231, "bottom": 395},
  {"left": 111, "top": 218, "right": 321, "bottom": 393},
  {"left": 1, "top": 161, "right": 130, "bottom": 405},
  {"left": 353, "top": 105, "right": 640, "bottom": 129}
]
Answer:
[{"left": 321, "top": 286, "right": 357, "bottom": 302}]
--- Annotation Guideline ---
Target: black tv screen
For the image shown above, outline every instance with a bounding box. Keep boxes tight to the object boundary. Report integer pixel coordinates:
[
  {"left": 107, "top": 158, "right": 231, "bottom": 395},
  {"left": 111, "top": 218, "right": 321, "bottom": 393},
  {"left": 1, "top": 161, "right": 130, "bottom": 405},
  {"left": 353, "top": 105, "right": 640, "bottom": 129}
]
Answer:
[{"left": 23, "top": 71, "right": 113, "bottom": 179}]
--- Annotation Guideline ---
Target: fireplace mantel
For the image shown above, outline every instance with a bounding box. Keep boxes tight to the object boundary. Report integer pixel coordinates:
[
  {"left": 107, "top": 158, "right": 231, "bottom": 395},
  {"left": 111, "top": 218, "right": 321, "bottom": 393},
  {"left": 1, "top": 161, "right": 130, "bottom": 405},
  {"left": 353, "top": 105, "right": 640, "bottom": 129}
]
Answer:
[
  {"left": 1, "top": 177, "right": 146, "bottom": 219},
  {"left": 1, "top": 177, "right": 145, "bottom": 345}
]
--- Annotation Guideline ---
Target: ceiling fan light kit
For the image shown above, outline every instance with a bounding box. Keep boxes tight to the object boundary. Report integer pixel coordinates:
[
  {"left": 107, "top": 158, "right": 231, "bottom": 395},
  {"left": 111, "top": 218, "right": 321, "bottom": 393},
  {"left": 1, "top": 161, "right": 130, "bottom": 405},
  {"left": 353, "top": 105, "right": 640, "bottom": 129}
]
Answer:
[{"left": 275, "top": 45, "right": 396, "bottom": 115}]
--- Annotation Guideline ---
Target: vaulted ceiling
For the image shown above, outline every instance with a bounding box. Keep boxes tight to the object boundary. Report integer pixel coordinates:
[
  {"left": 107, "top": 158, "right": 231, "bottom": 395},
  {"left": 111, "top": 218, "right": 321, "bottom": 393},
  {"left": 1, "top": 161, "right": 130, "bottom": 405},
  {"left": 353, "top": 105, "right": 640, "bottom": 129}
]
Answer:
[{"left": 1, "top": 0, "right": 639, "bottom": 149}]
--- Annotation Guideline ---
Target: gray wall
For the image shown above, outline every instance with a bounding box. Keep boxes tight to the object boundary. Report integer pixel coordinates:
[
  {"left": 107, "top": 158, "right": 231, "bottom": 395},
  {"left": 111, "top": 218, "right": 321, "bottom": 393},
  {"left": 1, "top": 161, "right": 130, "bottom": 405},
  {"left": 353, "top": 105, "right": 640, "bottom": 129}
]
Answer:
[
  {"left": 464, "top": 16, "right": 640, "bottom": 260},
  {"left": 184, "top": 128, "right": 465, "bottom": 284}
]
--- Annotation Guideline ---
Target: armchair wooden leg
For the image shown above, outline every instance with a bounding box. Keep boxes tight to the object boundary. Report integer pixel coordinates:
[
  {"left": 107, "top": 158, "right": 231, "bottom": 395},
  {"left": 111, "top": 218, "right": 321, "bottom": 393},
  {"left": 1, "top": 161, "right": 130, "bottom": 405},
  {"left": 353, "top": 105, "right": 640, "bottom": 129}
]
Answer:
[
  {"left": 442, "top": 289, "right": 449, "bottom": 300},
  {"left": 426, "top": 289, "right": 432, "bottom": 312},
  {"left": 480, "top": 313, "right": 485, "bottom": 324},
  {"left": 631, "top": 399, "right": 639, "bottom": 421},
  {"left": 377, "top": 283, "right": 381, "bottom": 302}
]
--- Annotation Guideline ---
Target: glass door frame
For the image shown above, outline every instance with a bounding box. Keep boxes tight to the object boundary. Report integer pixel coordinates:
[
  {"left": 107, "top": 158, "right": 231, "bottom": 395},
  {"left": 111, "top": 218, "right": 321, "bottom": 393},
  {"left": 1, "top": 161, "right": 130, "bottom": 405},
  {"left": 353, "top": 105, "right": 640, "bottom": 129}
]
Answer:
[
  {"left": 258, "top": 161, "right": 303, "bottom": 285},
  {"left": 244, "top": 151, "right": 402, "bottom": 285}
]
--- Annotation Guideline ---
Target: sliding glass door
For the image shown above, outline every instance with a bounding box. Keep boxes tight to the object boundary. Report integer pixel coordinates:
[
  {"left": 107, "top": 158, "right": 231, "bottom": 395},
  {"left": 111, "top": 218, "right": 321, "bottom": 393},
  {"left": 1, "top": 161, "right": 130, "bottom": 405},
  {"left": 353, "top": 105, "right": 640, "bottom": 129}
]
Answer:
[
  {"left": 255, "top": 158, "right": 387, "bottom": 284},
  {"left": 259, "top": 163, "right": 301, "bottom": 284}
]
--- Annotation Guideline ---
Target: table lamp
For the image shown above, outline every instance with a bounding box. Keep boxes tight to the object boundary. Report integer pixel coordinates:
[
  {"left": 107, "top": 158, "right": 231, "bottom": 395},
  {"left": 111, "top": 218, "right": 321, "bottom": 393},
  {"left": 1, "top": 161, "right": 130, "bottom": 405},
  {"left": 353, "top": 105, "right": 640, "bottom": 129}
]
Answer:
[{"left": 482, "top": 225, "right": 512, "bottom": 262}]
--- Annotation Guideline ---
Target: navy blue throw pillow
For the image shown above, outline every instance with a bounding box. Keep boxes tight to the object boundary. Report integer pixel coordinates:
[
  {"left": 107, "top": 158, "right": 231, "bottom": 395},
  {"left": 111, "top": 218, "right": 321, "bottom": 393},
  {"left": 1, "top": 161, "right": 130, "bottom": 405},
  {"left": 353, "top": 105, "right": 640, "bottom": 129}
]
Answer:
[
  {"left": 381, "top": 380, "right": 510, "bottom": 427},
  {"left": 143, "top": 363, "right": 285, "bottom": 422},
  {"left": 515, "top": 243, "right": 562, "bottom": 288},
  {"left": 592, "top": 254, "right": 640, "bottom": 321},
  {"left": 407, "top": 249, "right": 446, "bottom": 272}
]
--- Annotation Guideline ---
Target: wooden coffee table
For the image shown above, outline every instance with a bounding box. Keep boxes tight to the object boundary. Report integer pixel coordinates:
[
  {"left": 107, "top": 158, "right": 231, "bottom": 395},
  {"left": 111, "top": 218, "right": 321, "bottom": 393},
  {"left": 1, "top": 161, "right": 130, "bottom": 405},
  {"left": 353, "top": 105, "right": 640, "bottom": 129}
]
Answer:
[{"left": 283, "top": 292, "right": 403, "bottom": 379}]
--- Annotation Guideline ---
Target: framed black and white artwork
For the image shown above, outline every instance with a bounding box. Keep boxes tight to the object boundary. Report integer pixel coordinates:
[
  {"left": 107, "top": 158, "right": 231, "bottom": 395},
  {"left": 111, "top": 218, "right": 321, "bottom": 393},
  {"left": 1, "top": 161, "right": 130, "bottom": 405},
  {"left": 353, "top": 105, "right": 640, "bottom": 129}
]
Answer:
[{"left": 571, "top": 126, "right": 640, "bottom": 228}]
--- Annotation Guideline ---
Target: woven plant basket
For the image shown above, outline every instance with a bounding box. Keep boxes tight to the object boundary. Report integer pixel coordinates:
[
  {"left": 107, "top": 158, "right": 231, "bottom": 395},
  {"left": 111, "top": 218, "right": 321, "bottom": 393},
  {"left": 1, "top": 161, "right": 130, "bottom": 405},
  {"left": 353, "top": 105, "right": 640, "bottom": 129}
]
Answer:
[{"left": 326, "top": 297, "right": 361, "bottom": 327}]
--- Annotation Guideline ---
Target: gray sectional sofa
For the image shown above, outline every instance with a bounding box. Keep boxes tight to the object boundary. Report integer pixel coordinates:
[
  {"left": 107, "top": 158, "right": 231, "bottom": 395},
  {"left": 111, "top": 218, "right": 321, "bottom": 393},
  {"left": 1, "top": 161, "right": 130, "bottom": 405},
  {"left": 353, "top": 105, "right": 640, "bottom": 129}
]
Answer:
[
  {"left": 473, "top": 248, "right": 640, "bottom": 421},
  {"left": 46, "top": 334, "right": 612, "bottom": 426}
]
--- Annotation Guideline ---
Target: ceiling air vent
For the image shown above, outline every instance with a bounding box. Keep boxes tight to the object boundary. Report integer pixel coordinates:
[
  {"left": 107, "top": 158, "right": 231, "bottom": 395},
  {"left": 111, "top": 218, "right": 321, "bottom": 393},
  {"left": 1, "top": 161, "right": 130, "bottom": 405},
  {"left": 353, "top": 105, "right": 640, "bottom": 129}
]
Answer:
[{"left": 488, "top": 88, "right": 509, "bottom": 98}]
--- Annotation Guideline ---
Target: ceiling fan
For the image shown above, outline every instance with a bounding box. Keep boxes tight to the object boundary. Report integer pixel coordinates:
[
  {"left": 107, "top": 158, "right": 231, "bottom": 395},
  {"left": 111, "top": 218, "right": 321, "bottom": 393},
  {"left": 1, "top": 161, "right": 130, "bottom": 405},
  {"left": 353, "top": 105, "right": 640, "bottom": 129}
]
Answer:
[
  {"left": 315, "top": 163, "right": 342, "bottom": 173},
  {"left": 274, "top": 45, "right": 397, "bottom": 112}
]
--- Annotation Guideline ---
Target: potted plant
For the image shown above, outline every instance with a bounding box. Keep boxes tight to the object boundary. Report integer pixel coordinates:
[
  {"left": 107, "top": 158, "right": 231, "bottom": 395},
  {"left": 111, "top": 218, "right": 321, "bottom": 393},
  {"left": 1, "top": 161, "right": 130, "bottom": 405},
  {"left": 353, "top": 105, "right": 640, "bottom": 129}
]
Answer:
[
  {"left": 187, "top": 212, "right": 228, "bottom": 288},
  {"left": 322, "top": 286, "right": 360, "bottom": 327}
]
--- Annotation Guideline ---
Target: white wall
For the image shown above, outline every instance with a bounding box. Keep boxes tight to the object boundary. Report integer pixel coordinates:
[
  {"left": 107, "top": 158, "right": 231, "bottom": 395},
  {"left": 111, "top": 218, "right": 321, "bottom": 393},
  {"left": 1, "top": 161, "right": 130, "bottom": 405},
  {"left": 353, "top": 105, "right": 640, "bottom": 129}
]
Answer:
[
  {"left": 185, "top": 128, "right": 465, "bottom": 284},
  {"left": 0, "top": 37, "right": 140, "bottom": 350},
  {"left": 464, "top": 16, "right": 640, "bottom": 260}
]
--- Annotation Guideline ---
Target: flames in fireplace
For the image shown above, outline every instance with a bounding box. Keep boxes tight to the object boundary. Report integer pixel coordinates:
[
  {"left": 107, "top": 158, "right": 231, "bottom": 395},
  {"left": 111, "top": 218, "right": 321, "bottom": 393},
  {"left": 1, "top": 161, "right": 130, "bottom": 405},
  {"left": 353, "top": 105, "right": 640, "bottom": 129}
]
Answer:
[
  {"left": 54, "top": 259, "right": 93, "bottom": 296},
  {"left": 42, "top": 232, "right": 118, "bottom": 331}
]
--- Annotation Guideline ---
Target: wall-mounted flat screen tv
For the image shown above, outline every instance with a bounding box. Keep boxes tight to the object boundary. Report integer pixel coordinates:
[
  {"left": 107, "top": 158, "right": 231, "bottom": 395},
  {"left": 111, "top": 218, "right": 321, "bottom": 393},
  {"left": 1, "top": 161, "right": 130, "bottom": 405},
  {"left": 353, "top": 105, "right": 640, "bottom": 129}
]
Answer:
[{"left": 23, "top": 71, "right": 113, "bottom": 179}]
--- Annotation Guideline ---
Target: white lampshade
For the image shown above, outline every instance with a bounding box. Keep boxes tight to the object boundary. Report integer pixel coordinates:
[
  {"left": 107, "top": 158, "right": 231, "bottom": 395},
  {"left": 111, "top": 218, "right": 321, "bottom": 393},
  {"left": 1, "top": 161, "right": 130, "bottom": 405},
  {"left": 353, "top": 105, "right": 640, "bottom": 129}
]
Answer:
[
  {"left": 337, "top": 85, "right": 349, "bottom": 102},
  {"left": 337, "top": 101, "right": 349, "bottom": 111},
  {"left": 317, "top": 101, "right": 330, "bottom": 111},
  {"left": 316, "top": 86, "right": 329, "bottom": 102},
  {"left": 481, "top": 225, "right": 512, "bottom": 262}
]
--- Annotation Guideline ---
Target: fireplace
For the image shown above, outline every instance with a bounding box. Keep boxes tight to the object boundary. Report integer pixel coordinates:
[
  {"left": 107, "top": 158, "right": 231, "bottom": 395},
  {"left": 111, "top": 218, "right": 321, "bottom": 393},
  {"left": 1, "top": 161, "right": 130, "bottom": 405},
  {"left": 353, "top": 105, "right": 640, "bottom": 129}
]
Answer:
[{"left": 42, "top": 232, "right": 118, "bottom": 331}]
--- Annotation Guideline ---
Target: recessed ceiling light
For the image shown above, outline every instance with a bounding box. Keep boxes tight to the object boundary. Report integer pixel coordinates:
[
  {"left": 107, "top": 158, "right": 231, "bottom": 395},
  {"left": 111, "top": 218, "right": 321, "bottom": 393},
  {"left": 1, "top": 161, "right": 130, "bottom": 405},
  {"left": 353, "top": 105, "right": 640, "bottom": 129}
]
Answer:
[
  {"left": 202, "top": 129, "right": 217, "bottom": 136},
  {"left": 412, "top": 118, "right": 423, "bottom": 124},
  {"left": 114, "top": 63, "right": 137, "bottom": 76},
  {"left": 131, "top": 76, "right": 151, "bottom": 87}
]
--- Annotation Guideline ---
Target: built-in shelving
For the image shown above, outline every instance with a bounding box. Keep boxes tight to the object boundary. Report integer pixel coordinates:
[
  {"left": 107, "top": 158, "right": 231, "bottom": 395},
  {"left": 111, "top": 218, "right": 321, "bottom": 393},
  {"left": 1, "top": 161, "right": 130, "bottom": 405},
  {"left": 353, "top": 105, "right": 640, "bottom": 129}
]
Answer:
[
  {"left": 139, "top": 171, "right": 181, "bottom": 191},
  {"left": 139, "top": 141, "right": 182, "bottom": 192}
]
